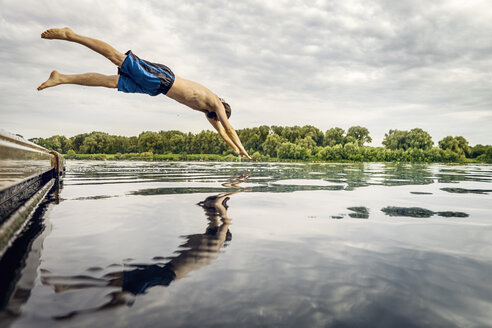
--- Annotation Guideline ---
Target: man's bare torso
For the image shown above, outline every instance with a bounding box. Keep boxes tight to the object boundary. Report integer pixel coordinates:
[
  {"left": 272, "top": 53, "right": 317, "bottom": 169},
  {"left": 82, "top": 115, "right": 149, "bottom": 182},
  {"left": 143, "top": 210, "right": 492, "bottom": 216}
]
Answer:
[
  {"left": 166, "top": 76, "right": 219, "bottom": 114},
  {"left": 166, "top": 75, "right": 251, "bottom": 158}
]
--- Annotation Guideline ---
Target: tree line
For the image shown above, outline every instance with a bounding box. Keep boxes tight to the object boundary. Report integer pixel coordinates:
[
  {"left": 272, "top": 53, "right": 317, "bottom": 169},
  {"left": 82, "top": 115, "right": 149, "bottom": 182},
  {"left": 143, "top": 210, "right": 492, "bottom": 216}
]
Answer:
[{"left": 30, "top": 125, "right": 492, "bottom": 163}]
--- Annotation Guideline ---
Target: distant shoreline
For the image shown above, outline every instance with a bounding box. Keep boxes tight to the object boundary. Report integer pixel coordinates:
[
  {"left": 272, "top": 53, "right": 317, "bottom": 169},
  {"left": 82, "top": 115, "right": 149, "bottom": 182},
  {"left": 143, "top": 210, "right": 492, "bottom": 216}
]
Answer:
[
  {"left": 30, "top": 126, "right": 492, "bottom": 164},
  {"left": 63, "top": 152, "right": 488, "bottom": 164}
]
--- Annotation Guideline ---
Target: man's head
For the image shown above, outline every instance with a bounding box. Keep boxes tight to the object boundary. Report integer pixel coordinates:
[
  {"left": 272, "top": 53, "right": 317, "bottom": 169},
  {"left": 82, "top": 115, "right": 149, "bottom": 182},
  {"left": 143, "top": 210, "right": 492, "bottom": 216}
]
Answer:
[{"left": 207, "top": 98, "right": 231, "bottom": 120}]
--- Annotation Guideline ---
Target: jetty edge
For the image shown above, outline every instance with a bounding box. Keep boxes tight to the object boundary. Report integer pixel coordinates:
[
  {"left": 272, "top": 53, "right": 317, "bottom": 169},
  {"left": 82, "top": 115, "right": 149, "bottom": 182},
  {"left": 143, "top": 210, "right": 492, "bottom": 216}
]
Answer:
[{"left": 0, "top": 130, "right": 64, "bottom": 257}]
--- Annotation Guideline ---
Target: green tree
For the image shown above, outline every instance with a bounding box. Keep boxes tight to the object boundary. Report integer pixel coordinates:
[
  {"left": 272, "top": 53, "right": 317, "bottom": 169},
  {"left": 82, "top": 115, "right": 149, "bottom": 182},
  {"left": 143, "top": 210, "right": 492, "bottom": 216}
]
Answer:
[
  {"left": 470, "top": 144, "right": 488, "bottom": 158},
  {"left": 81, "top": 132, "right": 113, "bottom": 153},
  {"left": 238, "top": 127, "right": 267, "bottom": 153},
  {"left": 192, "top": 130, "right": 226, "bottom": 154},
  {"left": 80, "top": 136, "right": 98, "bottom": 154},
  {"left": 169, "top": 134, "right": 186, "bottom": 153},
  {"left": 300, "top": 125, "right": 324, "bottom": 146},
  {"left": 438, "top": 136, "right": 470, "bottom": 156},
  {"left": 346, "top": 126, "right": 372, "bottom": 146},
  {"left": 324, "top": 127, "right": 345, "bottom": 146},
  {"left": 296, "top": 136, "right": 316, "bottom": 150},
  {"left": 382, "top": 129, "right": 409, "bottom": 150},
  {"left": 262, "top": 134, "right": 283, "bottom": 157},
  {"left": 66, "top": 149, "right": 76, "bottom": 159},
  {"left": 43, "top": 135, "right": 68, "bottom": 153},
  {"left": 479, "top": 146, "right": 492, "bottom": 163},
  {"left": 277, "top": 142, "right": 295, "bottom": 159},
  {"left": 29, "top": 137, "right": 49, "bottom": 149},
  {"left": 383, "top": 128, "right": 432, "bottom": 150},
  {"left": 69, "top": 133, "right": 89, "bottom": 153},
  {"left": 160, "top": 130, "right": 186, "bottom": 153},
  {"left": 407, "top": 128, "right": 433, "bottom": 150},
  {"left": 128, "top": 136, "right": 139, "bottom": 153},
  {"left": 138, "top": 131, "right": 162, "bottom": 153},
  {"left": 110, "top": 135, "right": 130, "bottom": 154},
  {"left": 280, "top": 126, "right": 302, "bottom": 143},
  {"left": 343, "top": 142, "right": 362, "bottom": 160},
  {"left": 271, "top": 125, "right": 284, "bottom": 137}
]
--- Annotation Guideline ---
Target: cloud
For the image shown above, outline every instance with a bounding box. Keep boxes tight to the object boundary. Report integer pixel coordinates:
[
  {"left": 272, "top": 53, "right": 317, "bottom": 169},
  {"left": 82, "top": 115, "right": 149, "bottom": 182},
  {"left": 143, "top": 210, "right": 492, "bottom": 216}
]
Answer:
[{"left": 1, "top": 0, "right": 491, "bottom": 145}]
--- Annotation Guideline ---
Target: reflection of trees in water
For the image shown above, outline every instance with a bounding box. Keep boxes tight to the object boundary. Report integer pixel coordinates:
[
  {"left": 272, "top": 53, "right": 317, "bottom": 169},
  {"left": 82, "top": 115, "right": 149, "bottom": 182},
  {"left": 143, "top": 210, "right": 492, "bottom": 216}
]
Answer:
[
  {"left": 347, "top": 207, "right": 369, "bottom": 219},
  {"left": 436, "top": 167, "right": 492, "bottom": 184},
  {"left": 40, "top": 175, "right": 249, "bottom": 319},
  {"left": 247, "top": 163, "right": 436, "bottom": 190},
  {"left": 72, "top": 162, "right": 492, "bottom": 194},
  {"left": 378, "top": 164, "right": 434, "bottom": 186},
  {"left": 336, "top": 205, "right": 469, "bottom": 220},
  {"left": 118, "top": 163, "right": 490, "bottom": 196},
  {"left": 440, "top": 187, "right": 492, "bottom": 195},
  {"left": 381, "top": 207, "right": 469, "bottom": 218}
]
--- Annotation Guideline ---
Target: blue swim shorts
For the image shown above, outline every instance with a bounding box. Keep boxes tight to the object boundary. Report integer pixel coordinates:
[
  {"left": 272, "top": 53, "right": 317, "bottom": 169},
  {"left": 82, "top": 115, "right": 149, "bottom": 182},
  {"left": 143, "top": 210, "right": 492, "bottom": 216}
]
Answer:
[{"left": 117, "top": 50, "right": 175, "bottom": 96}]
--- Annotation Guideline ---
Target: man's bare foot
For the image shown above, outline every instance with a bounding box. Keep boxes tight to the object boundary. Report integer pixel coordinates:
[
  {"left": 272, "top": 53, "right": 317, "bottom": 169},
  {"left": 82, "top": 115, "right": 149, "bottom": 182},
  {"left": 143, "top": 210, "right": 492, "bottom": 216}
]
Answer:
[
  {"left": 37, "top": 71, "right": 63, "bottom": 91},
  {"left": 41, "top": 27, "right": 74, "bottom": 40}
]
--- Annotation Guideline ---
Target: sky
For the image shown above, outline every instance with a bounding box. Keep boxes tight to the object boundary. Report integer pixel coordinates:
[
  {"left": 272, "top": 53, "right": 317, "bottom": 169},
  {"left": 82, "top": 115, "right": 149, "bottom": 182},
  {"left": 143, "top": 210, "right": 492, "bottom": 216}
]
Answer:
[{"left": 1, "top": 0, "right": 491, "bottom": 146}]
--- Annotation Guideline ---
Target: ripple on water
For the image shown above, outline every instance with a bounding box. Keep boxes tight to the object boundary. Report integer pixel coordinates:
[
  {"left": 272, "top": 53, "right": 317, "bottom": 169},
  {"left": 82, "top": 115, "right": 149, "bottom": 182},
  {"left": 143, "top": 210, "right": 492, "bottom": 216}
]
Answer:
[{"left": 3, "top": 162, "right": 491, "bottom": 328}]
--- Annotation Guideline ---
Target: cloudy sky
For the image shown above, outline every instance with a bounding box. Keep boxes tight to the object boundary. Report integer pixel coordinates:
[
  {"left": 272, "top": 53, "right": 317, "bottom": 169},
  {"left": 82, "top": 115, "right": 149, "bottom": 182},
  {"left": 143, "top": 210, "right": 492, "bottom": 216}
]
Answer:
[{"left": 1, "top": 0, "right": 491, "bottom": 145}]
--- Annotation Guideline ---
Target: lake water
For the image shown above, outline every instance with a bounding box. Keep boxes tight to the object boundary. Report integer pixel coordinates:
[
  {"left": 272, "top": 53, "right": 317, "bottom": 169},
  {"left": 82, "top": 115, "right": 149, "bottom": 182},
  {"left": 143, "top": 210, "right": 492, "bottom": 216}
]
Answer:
[{"left": 1, "top": 161, "right": 492, "bottom": 328}]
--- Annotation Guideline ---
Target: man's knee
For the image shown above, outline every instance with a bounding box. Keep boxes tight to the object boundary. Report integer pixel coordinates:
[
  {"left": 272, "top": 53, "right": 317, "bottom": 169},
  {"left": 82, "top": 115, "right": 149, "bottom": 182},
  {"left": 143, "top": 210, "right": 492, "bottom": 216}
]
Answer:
[
  {"left": 111, "top": 75, "right": 119, "bottom": 88},
  {"left": 111, "top": 53, "right": 126, "bottom": 67}
]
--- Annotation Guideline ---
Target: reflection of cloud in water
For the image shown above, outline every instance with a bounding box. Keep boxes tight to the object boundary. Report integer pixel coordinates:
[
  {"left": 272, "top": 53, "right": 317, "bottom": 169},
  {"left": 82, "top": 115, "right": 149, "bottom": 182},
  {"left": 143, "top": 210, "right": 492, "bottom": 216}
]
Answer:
[
  {"left": 309, "top": 246, "right": 492, "bottom": 328},
  {"left": 6, "top": 162, "right": 492, "bottom": 327},
  {"left": 132, "top": 239, "right": 492, "bottom": 327},
  {"left": 38, "top": 176, "right": 246, "bottom": 320}
]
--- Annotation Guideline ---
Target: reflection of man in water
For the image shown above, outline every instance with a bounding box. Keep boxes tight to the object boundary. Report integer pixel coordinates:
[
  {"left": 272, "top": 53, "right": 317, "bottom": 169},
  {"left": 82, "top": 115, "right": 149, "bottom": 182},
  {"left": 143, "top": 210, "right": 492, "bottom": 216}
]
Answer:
[
  {"left": 41, "top": 175, "right": 248, "bottom": 314},
  {"left": 113, "top": 190, "right": 236, "bottom": 296}
]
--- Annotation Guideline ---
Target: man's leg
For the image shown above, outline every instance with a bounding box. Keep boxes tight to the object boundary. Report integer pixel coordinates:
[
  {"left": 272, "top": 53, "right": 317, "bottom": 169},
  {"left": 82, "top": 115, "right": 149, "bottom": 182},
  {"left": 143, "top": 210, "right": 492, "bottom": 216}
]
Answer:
[
  {"left": 37, "top": 70, "right": 118, "bottom": 91},
  {"left": 41, "top": 28, "right": 126, "bottom": 67}
]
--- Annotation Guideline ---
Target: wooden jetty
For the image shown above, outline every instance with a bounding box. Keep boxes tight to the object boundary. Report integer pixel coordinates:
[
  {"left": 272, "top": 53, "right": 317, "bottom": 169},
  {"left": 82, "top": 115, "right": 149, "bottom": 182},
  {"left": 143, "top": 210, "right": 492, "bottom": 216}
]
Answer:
[{"left": 0, "top": 130, "right": 64, "bottom": 256}]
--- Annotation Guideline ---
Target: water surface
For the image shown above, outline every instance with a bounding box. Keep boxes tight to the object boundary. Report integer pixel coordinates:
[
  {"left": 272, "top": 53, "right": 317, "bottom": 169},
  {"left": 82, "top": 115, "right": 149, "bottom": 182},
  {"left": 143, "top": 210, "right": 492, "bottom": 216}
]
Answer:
[{"left": 2, "top": 161, "right": 492, "bottom": 327}]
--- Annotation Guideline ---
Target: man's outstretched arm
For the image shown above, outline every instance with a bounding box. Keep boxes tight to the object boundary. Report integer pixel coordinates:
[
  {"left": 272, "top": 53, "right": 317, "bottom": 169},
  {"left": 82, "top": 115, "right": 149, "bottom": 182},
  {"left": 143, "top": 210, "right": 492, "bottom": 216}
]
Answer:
[
  {"left": 206, "top": 116, "right": 240, "bottom": 155},
  {"left": 213, "top": 102, "right": 251, "bottom": 159}
]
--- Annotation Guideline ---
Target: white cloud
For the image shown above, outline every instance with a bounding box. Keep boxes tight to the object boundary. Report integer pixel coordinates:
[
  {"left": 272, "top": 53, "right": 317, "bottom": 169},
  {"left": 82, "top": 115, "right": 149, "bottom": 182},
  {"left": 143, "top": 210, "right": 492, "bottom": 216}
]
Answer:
[{"left": 0, "top": 0, "right": 491, "bottom": 145}]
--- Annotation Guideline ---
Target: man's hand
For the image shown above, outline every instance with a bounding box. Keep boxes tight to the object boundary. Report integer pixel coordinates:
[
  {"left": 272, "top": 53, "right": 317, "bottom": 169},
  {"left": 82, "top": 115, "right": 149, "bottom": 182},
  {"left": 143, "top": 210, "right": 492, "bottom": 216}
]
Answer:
[{"left": 240, "top": 151, "right": 252, "bottom": 159}]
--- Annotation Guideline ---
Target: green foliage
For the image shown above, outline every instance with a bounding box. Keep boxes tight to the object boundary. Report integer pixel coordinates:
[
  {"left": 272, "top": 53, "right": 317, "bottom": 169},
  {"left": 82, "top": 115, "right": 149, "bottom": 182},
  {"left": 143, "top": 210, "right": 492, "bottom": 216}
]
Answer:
[
  {"left": 346, "top": 126, "right": 372, "bottom": 146},
  {"left": 382, "top": 129, "right": 408, "bottom": 150},
  {"left": 383, "top": 128, "right": 433, "bottom": 150},
  {"left": 278, "top": 142, "right": 310, "bottom": 160},
  {"left": 470, "top": 144, "right": 487, "bottom": 158},
  {"left": 478, "top": 146, "right": 492, "bottom": 163},
  {"left": 343, "top": 142, "right": 362, "bottom": 161},
  {"left": 407, "top": 128, "right": 433, "bottom": 150},
  {"left": 324, "top": 127, "right": 345, "bottom": 146},
  {"left": 138, "top": 132, "right": 161, "bottom": 153},
  {"left": 65, "top": 149, "right": 77, "bottom": 159},
  {"left": 438, "top": 136, "right": 470, "bottom": 157},
  {"left": 300, "top": 125, "right": 324, "bottom": 145},
  {"left": 237, "top": 126, "right": 270, "bottom": 153},
  {"left": 29, "top": 125, "right": 488, "bottom": 163},
  {"left": 262, "top": 134, "right": 283, "bottom": 157},
  {"left": 251, "top": 151, "right": 263, "bottom": 161},
  {"left": 296, "top": 136, "right": 316, "bottom": 150}
]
